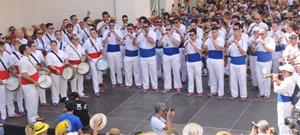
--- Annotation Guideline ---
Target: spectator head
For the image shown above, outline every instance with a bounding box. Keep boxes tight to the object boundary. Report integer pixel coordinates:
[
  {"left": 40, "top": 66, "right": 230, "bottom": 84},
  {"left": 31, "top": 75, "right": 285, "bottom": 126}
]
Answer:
[
  {"left": 279, "top": 64, "right": 295, "bottom": 77},
  {"left": 122, "top": 15, "right": 128, "bottom": 24},
  {"left": 70, "top": 15, "right": 78, "bottom": 24},
  {"left": 50, "top": 40, "right": 58, "bottom": 51},
  {"left": 0, "top": 41, "right": 5, "bottom": 53},
  {"left": 15, "top": 28, "right": 25, "bottom": 39},
  {"left": 288, "top": 33, "right": 299, "bottom": 46},
  {"left": 189, "top": 28, "right": 198, "bottom": 40},
  {"left": 70, "top": 34, "right": 79, "bottom": 45},
  {"left": 253, "top": 120, "right": 270, "bottom": 134},
  {"left": 258, "top": 28, "right": 268, "bottom": 39},
  {"left": 182, "top": 123, "right": 203, "bottom": 135},
  {"left": 105, "top": 128, "right": 122, "bottom": 135},
  {"left": 9, "top": 26, "right": 16, "bottom": 34},
  {"left": 54, "top": 30, "right": 62, "bottom": 40},
  {"left": 64, "top": 100, "right": 76, "bottom": 112},
  {"left": 154, "top": 103, "right": 166, "bottom": 115},
  {"left": 90, "top": 113, "right": 107, "bottom": 131},
  {"left": 69, "top": 92, "right": 80, "bottom": 101}
]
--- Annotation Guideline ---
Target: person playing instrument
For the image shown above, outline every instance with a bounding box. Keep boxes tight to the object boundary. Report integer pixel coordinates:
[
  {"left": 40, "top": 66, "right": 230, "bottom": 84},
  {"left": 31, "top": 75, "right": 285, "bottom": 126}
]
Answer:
[
  {"left": 282, "top": 21, "right": 296, "bottom": 46},
  {"left": 269, "top": 20, "right": 284, "bottom": 73},
  {"left": 33, "top": 29, "right": 48, "bottom": 57},
  {"left": 65, "top": 34, "right": 89, "bottom": 98},
  {"left": 203, "top": 26, "right": 225, "bottom": 99},
  {"left": 62, "top": 23, "right": 75, "bottom": 45},
  {"left": 28, "top": 41, "right": 50, "bottom": 106},
  {"left": 272, "top": 64, "right": 296, "bottom": 135},
  {"left": 226, "top": 23, "right": 248, "bottom": 101},
  {"left": 8, "top": 40, "right": 25, "bottom": 116},
  {"left": 157, "top": 24, "right": 182, "bottom": 94},
  {"left": 154, "top": 17, "right": 165, "bottom": 79},
  {"left": 133, "top": 19, "right": 158, "bottom": 92},
  {"left": 184, "top": 29, "right": 203, "bottom": 96},
  {"left": 255, "top": 28, "right": 275, "bottom": 100},
  {"left": 46, "top": 40, "right": 69, "bottom": 106},
  {"left": 247, "top": 13, "right": 268, "bottom": 35},
  {"left": 0, "top": 41, "right": 21, "bottom": 123},
  {"left": 42, "top": 23, "right": 55, "bottom": 47},
  {"left": 19, "top": 44, "right": 45, "bottom": 123},
  {"left": 54, "top": 30, "right": 68, "bottom": 51},
  {"left": 15, "top": 28, "right": 28, "bottom": 45},
  {"left": 102, "top": 20, "right": 123, "bottom": 88},
  {"left": 281, "top": 33, "right": 299, "bottom": 64},
  {"left": 96, "top": 11, "right": 110, "bottom": 36},
  {"left": 248, "top": 27, "right": 260, "bottom": 91},
  {"left": 83, "top": 28, "right": 104, "bottom": 97},
  {"left": 121, "top": 23, "right": 142, "bottom": 89}
]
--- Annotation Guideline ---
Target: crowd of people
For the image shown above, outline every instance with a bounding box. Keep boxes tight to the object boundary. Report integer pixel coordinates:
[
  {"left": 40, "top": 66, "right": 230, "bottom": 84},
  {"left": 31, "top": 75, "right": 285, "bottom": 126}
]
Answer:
[{"left": 1, "top": 0, "right": 300, "bottom": 134}]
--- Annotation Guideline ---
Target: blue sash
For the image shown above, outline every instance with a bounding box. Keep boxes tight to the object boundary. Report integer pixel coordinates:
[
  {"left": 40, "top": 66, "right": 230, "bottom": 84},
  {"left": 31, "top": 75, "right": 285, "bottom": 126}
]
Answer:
[
  {"left": 277, "top": 94, "right": 292, "bottom": 102},
  {"left": 125, "top": 49, "right": 138, "bottom": 57},
  {"left": 163, "top": 48, "right": 179, "bottom": 56},
  {"left": 107, "top": 44, "right": 120, "bottom": 52},
  {"left": 208, "top": 50, "right": 223, "bottom": 59},
  {"left": 230, "top": 56, "right": 246, "bottom": 65},
  {"left": 139, "top": 47, "right": 156, "bottom": 58},
  {"left": 156, "top": 44, "right": 163, "bottom": 49},
  {"left": 275, "top": 44, "right": 285, "bottom": 52},
  {"left": 187, "top": 53, "right": 201, "bottom": 62},
  {"left": 256, "top": 51, "right": 272, "bottom": 62}
]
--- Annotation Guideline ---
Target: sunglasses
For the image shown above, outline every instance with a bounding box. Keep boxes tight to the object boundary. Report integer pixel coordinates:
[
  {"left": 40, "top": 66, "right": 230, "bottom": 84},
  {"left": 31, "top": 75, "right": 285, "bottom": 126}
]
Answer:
[
  {"left": 166, "top": 29, "right": 171, "bottom": 31},
  {"left": 233, "top": 28, "right": 239, "bottom": 31},
  {"left": 49, "top": 27, "right": 54, "bottom": 29},
  {"left": 37, "top": 32, "right": 43, "bottom": 35},
  {"left": 123, "top": 19, "right": 128, "bottom": 22}
]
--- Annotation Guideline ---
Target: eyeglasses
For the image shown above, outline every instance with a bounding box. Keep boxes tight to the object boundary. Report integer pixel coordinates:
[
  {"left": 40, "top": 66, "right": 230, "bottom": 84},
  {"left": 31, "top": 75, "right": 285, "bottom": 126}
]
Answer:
[
  {"left": 166, "top": 29, "right": 171, "bottom": 31},
  {"left": 123, "top": 19, "right": 128, "bottom": 22},
  {"left": 109, "top": 25, "right": 114, "bottom": 27},
  {"left": 289, "top": 37, "right": 297, "bottom": 40},
  {"left": 37, "top": 32, "right": 43, "bottom": 35},
  {"left": 157, "top": 21, "right": 162, "bottom": 23},
  {"left": 233, "top": 28, "right": 239, "bottom": 31}
]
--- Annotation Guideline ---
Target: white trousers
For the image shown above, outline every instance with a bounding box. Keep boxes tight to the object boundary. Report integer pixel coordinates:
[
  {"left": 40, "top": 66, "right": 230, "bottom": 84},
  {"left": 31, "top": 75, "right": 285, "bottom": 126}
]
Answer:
[
  {"left": 256, "top": 61, "right": 272, "bottom": 97},
  {"left": 51, "top": 74, "right": 67, "bottom": 104},
  {"left": 207, "top": 58, "right": 224, "bottom": 96},
  {"left": 89, "top": 60, "right": 103, "bottom": 93},
  {"left": 70, "top": 71, "right": 84, "bottom": 96},
  {"left": 272, "top": 51, "right": 282, "bottom": 73},
  {"left": 124, "top": 56, "right": 142, "bottom": 87},
  {"left": 230, "top": 64, "right": 247, "bottom": 98},
  {"left": 38, "top": 71, "right": 46, "bottom": 104},
  {"left": 22, "top": 84, "right": 39, "bottom": 123},
  {"left": 107, "top": 52, "right": 123, "bottom": 85},
  {"left": 120, "top": 46, "right": 125, "bottom": 74},
  {"left": 163, "top": 54, "right": 182, "bottom": 90},
  {"left": 7, "top": 87, "right": 24, "bottom": 113},
  {"left": 0, "top": 81, "right": 7, "bottom": 120},
  {"left": 249, "top": 56, "right": 258, "bottom": 87},
  {"left": 179, "top": 48, "right": 187, "bottom": 82},
  {"left": 187, "top": 61, "right": 203, "bottom": 93},
  {"left": 140, "top": 56, "right": 158, "bottom": 89},
  {"left": 277, "top": 102, "right": 293, "bottom": 135},
  {"left": 156, "top": 48, "right": 163, "bottom": 78}
]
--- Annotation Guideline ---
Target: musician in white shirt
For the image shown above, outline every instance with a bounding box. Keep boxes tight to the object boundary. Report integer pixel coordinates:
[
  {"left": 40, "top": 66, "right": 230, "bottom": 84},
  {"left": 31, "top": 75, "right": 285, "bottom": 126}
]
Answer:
[
  {"left": 269, "top": 21, "right": 284, "bottom": 73},
  {"left": 34, "top": 29, "right": 48, "bottom": 56},
  {"left": 42, "top": 23, "right": 55, "bottom": 46},
  {"left": 15, "top": 29, "right": 28, "bottom": 45},
  {"left": 96, "top": 11, "right": 110, "bottom": 36},
  {"left": 65, "top": 34, "right": 88, "bottom": 98},
  {"left": 83, "top": 29, "right": 104, "bottom": 96},
  {"left": 46, "top": 41, "right": 69, "bottom": 105},
  {"left": 54, "top": 30, "right": 68, "bottom": 51}
]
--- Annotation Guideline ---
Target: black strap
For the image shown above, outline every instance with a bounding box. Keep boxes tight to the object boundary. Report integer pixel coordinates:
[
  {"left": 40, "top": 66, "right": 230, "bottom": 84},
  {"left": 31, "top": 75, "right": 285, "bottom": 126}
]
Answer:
[
  {"left": 36, "top": 39, "right": 46, "bottom": 50},
  {"left": 45, "top": 34, "right": 52, "bottom": 42},
  {"left": 83, "top": 29, "right": 90, "bottom": 38},
  {"left": 28, "top": 58, "right": 37, "bottom": 70},
  {"left": 69, "top": 45, "right": 81, "bottom": 59},
  {"left": 292, "top": 84, "right": 300, "bottom": 105},
  {"left": 89, "top": 39, "right": 98, "bottom": 52},
  {"left": 60, "top": 42, "right": 63, "bottom": 50},
  {"left": 51, "top": 51, "right": 64, "bottom": 64},
  {"left": 5, "top": 50, "right": 11, "bottom": 55},
  {"left": 12, "top": 52, "right": 20, "bottom": 60},
  {"left": 63, "top": 30, "right": 72, "bottom": 42},
  {"left": 30, "top": 53, "right": 40, "bottom": 65},
  {"left": 0, "top": 59, "right": 8, "bottom": 71}
]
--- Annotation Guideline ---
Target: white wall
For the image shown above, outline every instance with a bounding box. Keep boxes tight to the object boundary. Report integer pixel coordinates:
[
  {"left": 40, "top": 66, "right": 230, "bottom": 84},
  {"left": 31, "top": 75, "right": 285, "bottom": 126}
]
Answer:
[{"left": 0, "top": 0, "right": 115, "bottom": 34}]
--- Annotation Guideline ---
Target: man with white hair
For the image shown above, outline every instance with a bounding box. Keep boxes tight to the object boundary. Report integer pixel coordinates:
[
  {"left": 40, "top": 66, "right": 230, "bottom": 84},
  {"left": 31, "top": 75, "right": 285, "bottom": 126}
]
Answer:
[
  {"left": 15, "top": 29, "right": 28, "bottom": 45},
  {"left": 273, "top": 64, "right": 296, "bottom": 135},
  {"left": 255, "top": 28, "right": 275, "bottom": 99},
  {"left": 151, "top": 103, "right": 174, "bottom": 135}
]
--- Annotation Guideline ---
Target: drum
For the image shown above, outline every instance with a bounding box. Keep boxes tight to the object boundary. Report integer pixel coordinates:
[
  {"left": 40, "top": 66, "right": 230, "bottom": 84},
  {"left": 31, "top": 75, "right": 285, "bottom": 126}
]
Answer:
[
  {"left": 77, "top": 62, "right": 90, "bottom": 75},
  {"left": 5, "top": 77, "right": 20, "bottom": 91},
  {"left": 96, "top": 58, "right": 108, "bottom": 71},
  {"left": 38, "top": 75, "right": 52, "bottom": 89},
  {"left": 62, "top": 66, "right": 75, "bottom": 80}
]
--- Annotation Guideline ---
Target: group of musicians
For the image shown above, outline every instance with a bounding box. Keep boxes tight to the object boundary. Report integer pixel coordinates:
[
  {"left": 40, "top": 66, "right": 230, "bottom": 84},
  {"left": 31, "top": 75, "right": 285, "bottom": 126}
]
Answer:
[{"left": 1, "top": 11, "right": 300, "bottom": 127}]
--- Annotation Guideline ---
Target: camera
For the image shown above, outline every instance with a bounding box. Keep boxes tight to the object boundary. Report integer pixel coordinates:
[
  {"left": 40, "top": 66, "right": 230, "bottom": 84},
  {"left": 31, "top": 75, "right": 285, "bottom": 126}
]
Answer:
[
  {"left": 285, "top": 109, "right": 300, "bottom": 134},
  {"left": 164, "top": 107, "right": 175, "bottom": 113}
]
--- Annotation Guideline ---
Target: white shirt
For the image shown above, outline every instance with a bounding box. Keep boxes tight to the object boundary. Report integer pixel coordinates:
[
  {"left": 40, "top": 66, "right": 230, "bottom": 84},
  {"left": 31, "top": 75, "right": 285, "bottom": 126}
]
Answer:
[
  {"left": 45, "top": 50, "right": 68, "bottom": 67},
  {"left": 123, "top": 33, "right": 138, "bottom": 51},
  {"left": 205, "top": 37, "right": 225, "bottom": 51},
  {"left": 228, "top": 39, "right": 248, "bottom": 57},
  {"left": 248, "top": 22, "right": 269, "bottom": 33},
  {"left": 10, "top": 51, "right": 22, "bottom": 67},
  {"left": 62, "top": 31, "right": 74, "bottom": 45},
  {"left": 35, "top": 38, "right": 49, "bottom": 51},
  {"left": 19, "top": 56, "right": 37, "bottom": 76},
  {"left": 150, "top": 116, "right": 166, "bottom": 135},
  {"left": 274, "top": 76, "right": 296, "bottom": 97},
  {"left": 16, "top": 38, "right": 28, "bottom": 45},
  {"left": 4, "top": 43, "right": 14, "bottom": 53},
  {"left": 42, "top": 33, "right": 55, "bottom": 46},
  {"left": 83, "top": 37, "right": 104, "bottom": 61},
  {"left": 136, "top": 30, "right": 157, "bottom": 49},
  {"left": 102, "top": 28, "right": 122, "bottom": 45},
  {"left": 64, "top": 43, "right": 85, "bottom": 65},
  {"left": 30, "top": 50, "right": 44, "bottom": 65},
  {"left": 96, "top": 21, "right": 109, "bottom": 35},
  {"left": 268, "top": 29, "right": 284, "bottom": 45},
  {"left": 161, "top": 32, "right": 181, "bottom": 48},
  {"left": 256, "top": 36, "right": 275, "bottom": 52},
  {"left": 72, "top": 23, "right": 81, "bottom": 35},
  {"left": 80, "top": 28, "right": 91, "bottom": 44},
  {"left": 175, "top": 24, "right": 186, "bottom": 38},
  {"left": 185, "top": 39, "right": 202, "bottom": 54},
  {"left": 55, "top": 39, "right": 68, "bottom": 51},
  {"left": 0, "top": 52, "right": 12, "bottom": 71}
]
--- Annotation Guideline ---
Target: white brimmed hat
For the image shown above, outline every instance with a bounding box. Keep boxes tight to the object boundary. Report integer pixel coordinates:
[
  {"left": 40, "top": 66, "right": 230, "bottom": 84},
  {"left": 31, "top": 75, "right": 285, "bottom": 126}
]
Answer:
[
  {"left": 279, "top": 64, "right": 295, "bottom": 73},
  {"left": 89, "top": 113, "right": 107, "bottom": 131},
  {"left": 183, "top": 122, "right": 203, "bottom": 135}
]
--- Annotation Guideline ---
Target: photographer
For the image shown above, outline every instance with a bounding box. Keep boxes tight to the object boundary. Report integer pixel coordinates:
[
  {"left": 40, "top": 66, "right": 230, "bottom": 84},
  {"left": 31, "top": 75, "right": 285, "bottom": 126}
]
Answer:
[
  {"left": 249, "top": 120, "right": 272, "bottom": 135},
  {"left": 151, "top": 103, "right": 174, "bottom": 135},
  {"left": 273, "top": 64, "right": 296, "bottom": 135}
]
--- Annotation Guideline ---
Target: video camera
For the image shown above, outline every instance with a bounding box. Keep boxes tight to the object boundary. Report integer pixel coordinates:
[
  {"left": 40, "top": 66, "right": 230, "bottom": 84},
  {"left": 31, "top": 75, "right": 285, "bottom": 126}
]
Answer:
[{"left": 285, "top": 108, "right": 300, "bottom": 134}]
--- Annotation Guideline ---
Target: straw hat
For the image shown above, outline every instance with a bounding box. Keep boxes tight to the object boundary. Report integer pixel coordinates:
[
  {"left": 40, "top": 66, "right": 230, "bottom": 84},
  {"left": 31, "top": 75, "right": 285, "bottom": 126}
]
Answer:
[
  {"left": 34, "top": 122, "right": 49, "bottom": 135},
  {"left": 182, "top": 123, "right": 203, "bottom": 135},
  {"left": 55, "top": 120, "right": 70, "bottom": 135},
  {"left": 89, "top": 113, "right": 107, "bottom": 131},
  {"left": 216, "top": 131, "right": 232, "bottom": 135},
  {"left": 105, "top": 128, "right": 123, "bottom": 135}
]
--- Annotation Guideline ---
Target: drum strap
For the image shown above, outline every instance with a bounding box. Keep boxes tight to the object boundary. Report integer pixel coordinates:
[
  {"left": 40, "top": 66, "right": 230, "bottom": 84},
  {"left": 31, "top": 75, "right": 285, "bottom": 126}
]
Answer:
[
  {"left": 89, "top": 39, "right": 98, "bottom": 53},
  {"left": 83, "top": 29, "right": 90, "bottom": 38},
  {"left": 28, "top": 58, "right": 37, "bottom": 70},
  {"left": 69, "top": 45, "right": 82, "bottom": 59},
  {"left": 30, "top": 54, "right": 40, "bottom": 65},
  {"left": 45, "top": 34, "right": 52, "bottom": 42},
  {"left": 0, "top": 59, "right": 8, "bottom": 71},
  {"left": 50, "top": 51, "right": 64, "bottom": 64},
  {"left": 12, "top": 52, "right": 20, "bottom": 60}
]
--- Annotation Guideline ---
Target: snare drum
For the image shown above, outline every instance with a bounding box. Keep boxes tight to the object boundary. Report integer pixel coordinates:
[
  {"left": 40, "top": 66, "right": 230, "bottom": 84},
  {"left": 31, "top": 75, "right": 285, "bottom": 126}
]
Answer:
[
  {"left": 38, "top": 75, "right": 52, "bottom": 89},
  {"left": 62, "top": 66, "right": 75, "bottom": 80},
  {"left": 5, "top": 77, "right": 20, "bottom": 91},
  {"left": 96, "top": 58, "right": 108, "bottom": 71},
  {"left": 77, "top": 62, "right": 90, "bottom": 75}
]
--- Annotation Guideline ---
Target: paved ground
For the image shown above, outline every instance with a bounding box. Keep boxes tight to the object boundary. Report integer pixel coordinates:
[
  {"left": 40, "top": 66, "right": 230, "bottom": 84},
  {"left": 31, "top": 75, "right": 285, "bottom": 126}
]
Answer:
[{"left": 4, "top": 76, "right": 278, "bottom": 135}]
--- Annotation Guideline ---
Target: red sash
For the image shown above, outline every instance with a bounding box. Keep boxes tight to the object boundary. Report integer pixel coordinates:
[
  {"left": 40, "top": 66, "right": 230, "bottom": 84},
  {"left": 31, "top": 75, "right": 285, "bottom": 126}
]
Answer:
[
  {"left": 42, "top": 50, "right": 47, "bottom": 57},
  {"left": 87, "top": 52, "right": 102, "bottom": 59},
  {"left": 49, "top": 66, "right": 65, "bottom": 75},
  {"left": 69, "top": 60, "right": 81, "bottom": 65},
  {"left": 0, "top": 70, "right": 9, "bottom": 80},
  {"left": 20, "top": 72, "right": 39, "bottom": 85},
  {"left": 15, "top": 66, "right": 20, "bottom": 74}
]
